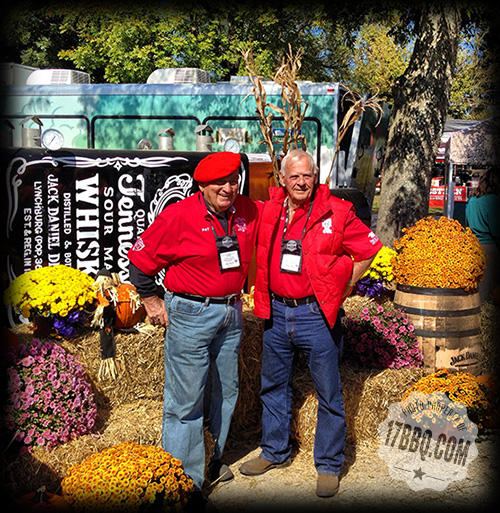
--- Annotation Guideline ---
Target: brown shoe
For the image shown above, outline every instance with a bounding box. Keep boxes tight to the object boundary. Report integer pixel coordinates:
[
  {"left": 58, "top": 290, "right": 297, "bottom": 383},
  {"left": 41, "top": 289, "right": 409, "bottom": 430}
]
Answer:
[
  {"left": 316, "top": 474, "right": 339, "bottom": 497},
  {"left": 239, "top": 456, "right": 291, "bottom": 476}
]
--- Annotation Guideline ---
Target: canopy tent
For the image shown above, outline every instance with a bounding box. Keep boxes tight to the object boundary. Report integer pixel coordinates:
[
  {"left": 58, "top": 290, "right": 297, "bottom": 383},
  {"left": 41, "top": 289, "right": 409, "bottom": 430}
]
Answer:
[
  {"left": 442, "top": 117, "right": 499, "bottom": 220},
  {"left": 446, "top": 117, "right": 500, "bottom": 166},
  {"left": 435, "top": 119, "right": 477, "bottom": 162}
]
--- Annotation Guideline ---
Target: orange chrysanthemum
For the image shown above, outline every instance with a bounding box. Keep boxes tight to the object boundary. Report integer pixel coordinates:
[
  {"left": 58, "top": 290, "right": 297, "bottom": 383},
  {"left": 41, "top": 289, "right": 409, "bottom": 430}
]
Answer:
[
  {"left": 392, "top": 216, "right": 486, "bottom": 290},
  {"left": 62, "top": 441, "right": 193, "bottom": 512}
]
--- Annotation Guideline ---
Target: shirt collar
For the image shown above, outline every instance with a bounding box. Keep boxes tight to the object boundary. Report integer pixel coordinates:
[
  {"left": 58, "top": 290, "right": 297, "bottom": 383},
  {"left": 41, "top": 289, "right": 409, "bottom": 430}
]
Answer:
[{"left": 200, "top": 192, "right": 236, "bottom": 218}]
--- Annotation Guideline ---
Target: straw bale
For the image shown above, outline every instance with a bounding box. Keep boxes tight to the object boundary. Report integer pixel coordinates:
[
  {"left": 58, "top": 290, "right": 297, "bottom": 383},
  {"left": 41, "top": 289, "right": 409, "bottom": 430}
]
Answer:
[
  {"left": 290, "top": 358, "right": 426, "bottom": 453},
  {"left": 12, "top": 323, "right": 166, "bottom": 406},
  {"left": 3, "top": 399, "right": 218, "bottom": 500},
  {"left": 231, "top": 304, "right": 264, "bottom": 435},
  {"left": 7, "top": 294, "right": 493, "bottom": 499},
  {"left": 3, "top": 398, "right": 163, "bottom": 499},
  {"left": 480, "top": 301, "right": 500, "bottom": 375}
]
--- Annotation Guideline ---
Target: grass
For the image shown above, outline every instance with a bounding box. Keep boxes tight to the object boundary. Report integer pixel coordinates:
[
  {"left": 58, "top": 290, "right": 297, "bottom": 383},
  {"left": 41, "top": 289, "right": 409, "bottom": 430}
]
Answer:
[{"left": 371, "top": 193, "right": 443, "bottom": 216}]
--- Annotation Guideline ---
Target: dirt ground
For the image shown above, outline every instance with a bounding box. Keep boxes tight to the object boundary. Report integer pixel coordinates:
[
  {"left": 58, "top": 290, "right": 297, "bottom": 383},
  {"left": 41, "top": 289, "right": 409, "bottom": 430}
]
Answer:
[{"left": 208, "top": 430, "right": 499, "bottom": 513}]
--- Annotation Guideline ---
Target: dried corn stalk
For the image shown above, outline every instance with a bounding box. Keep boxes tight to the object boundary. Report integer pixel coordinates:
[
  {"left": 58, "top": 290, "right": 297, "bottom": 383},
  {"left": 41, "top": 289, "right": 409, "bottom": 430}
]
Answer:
[
  {"left": 326, "top": 85, "right": 384, "bottom": 186},
  {"left": 242, "top": 43, "right": 309, "bottom": 185}
]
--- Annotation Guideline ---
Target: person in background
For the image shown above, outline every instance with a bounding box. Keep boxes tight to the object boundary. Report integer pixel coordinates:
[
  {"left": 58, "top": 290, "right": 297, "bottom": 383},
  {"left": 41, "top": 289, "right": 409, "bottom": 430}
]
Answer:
[
  {"left": 466, "top": 167, "right": 500, "bottom": 302},
  {"left": 128, "top": 152, "right": 261, "bottom": 508},
  {"left": 239, "top": 149, "right": 382, "bottom": 498}
]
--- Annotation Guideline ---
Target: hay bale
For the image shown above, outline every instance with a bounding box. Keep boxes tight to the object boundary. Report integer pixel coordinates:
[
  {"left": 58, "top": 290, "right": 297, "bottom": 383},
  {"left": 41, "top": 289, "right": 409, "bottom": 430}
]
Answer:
[
  {"left": 229, "top": 297, "right": 428, "bottom": 452},
  {"left": 231, "top": 305, "right": 264, "bottom": 436},
  {"left": 3, "top": 295, "right": 453, "bottom": 498},
  {"left": 480, "top": 301, "right": 500, "bottom": 375},
  {"left": 3, "top": 398, "right": 163, "bottom": 499},
  {"left": 3, "top": 399, "right": 218, "bottom": 499},
  {"left": 290, "top": 359, "right": 427, "bottom": 453},
  {"left": 12, "top": 323, "right": 165, "bottom": 407}
]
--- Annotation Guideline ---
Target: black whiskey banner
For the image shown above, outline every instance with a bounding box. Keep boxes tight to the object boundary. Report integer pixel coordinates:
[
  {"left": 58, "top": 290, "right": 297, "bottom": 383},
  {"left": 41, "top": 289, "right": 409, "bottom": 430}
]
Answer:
[{"left": 4, "top": 148, "right": 249, "bottom": 285}]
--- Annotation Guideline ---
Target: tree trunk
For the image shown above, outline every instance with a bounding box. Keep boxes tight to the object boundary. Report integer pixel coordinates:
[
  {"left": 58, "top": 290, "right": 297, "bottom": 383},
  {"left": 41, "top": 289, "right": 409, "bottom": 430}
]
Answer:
[{"left": 376, "top": 3, "right": 461, "bottom": 247}]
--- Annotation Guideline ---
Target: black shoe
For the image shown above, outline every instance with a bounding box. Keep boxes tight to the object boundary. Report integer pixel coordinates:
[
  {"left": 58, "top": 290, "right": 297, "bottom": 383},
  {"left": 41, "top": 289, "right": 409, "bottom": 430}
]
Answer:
[{"left": 207, "top": 459, "right": 234, "bottom": 484}]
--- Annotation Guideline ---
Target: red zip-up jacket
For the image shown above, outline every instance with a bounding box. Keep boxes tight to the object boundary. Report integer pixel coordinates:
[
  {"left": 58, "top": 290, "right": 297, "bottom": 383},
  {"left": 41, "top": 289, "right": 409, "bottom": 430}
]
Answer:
[{"left": 253, "top": 184, "right": 383, "bottom": 328}]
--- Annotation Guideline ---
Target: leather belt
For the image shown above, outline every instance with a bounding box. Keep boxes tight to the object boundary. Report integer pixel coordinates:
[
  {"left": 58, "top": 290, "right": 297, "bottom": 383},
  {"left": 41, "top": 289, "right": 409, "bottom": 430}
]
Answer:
[
  {"left": 171, "top": 291, "right": 241, "bottom": 306},
  {"left": 272, "top": 293, "right": 316, "bottom": 307}
]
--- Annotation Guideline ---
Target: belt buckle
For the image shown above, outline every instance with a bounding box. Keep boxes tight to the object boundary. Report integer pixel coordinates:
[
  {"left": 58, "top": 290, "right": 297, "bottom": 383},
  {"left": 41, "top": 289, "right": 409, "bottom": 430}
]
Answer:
[{"left": 284, "top": 297, "right": 298, "bottom": 307}]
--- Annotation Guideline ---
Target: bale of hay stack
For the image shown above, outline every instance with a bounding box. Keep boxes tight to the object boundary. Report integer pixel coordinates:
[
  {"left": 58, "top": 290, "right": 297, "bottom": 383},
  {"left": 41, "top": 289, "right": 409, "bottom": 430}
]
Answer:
[
  {"left": 5, "top": 294, "right": 435, "bottom": 499},
  {"left": 3, "top": 398, "right": 164, "bottom": 499},
  {"left": 12, "top": 323, "right": 165, "bottom": 407},
  {"left": 231, "top": 303, "right": 264, "bottom": 436},
  {"left": 480, "top": 301, "right": 500, "bottom": 375},
  {"left": 289, "top": 353, "right": 426, "bottom": 453}
]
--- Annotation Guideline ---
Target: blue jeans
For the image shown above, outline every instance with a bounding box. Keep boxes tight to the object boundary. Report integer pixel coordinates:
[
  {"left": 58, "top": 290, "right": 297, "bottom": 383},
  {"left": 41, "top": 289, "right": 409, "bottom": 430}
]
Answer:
[
  {"left": 260, "top": 299, "right": 346, "bottom": 475},
  {"left": 162, "top": 293, "right": 243, "bottom": 490}
]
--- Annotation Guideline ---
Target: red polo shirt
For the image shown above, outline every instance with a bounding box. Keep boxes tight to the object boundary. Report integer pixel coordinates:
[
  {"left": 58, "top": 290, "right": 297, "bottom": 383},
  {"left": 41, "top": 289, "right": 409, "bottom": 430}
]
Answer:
[
  {"left": 128, "top": 192, "right": 260, "bottom": 297},
  {"left": 269, "top": 200, "right": 315, "bottom": 298}
]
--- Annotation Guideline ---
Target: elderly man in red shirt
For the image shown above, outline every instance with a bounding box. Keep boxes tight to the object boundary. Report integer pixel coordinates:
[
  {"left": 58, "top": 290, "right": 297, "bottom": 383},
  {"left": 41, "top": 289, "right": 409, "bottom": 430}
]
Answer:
[
  {"left": 240, "top": 149, "right": 382, "bottom": 498},
  {"left": 128, "top": 152, "right": 260, "bottom": 500}
]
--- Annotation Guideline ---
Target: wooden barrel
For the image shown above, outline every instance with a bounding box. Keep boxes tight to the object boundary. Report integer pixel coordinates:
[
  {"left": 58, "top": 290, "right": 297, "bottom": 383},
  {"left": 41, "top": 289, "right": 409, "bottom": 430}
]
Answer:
[{"left": 394, "top": 284, "right": 482, "bottom": 375}]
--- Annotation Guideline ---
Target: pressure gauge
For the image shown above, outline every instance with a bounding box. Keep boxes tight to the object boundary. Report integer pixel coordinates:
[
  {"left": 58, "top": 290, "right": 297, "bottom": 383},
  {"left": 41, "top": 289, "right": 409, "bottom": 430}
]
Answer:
[
  {"left": 223, "top": 137, "right": 240, "bottom": 153},
  {"left": 138, "top": 138, "right": 153, "bottom": 150},
  {"left": 41, "top": 129, "right": 64, "bottom": 150}
]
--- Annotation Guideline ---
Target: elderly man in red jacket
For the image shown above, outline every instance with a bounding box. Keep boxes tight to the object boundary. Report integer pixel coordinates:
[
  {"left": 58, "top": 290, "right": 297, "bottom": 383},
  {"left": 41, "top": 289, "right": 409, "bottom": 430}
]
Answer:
[{"left": 240, "top": 149, "right": 382, "bottom": 498}]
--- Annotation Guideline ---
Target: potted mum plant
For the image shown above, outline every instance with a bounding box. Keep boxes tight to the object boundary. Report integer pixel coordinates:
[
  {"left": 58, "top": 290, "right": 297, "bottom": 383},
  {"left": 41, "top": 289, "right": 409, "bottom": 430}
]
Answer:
[
  {"left": 62, "top": 441, "right": 194, "bottom": 512},
  {"left": 3, "top": 265, "right": 96, "bottom": 338},
  {"left": 391, "top": 216, "right": 486, "bottom": 374},
  {"left": 4, "top": 338, "right": 97, "bottom": 452},
  {"left": 355, "top": 245, "right": 397, "bottom": 298}
]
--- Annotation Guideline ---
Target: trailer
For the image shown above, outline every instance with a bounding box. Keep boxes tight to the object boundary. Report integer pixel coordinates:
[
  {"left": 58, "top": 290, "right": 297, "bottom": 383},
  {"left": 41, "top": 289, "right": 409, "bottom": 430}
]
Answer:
[{"left": 0, "top": 79, "right": 390, "bottom": 189}]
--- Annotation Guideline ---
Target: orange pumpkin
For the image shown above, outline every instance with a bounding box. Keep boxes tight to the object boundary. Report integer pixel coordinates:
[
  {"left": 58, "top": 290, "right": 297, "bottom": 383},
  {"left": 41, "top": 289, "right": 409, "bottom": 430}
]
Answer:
[{"left": 114, "top": 283, "right": 145, "bottom": 329}]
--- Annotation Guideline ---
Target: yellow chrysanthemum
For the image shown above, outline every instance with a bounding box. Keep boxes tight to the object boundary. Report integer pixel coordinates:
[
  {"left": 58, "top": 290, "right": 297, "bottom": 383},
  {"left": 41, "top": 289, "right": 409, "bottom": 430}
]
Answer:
[
  {"left": 392, "top": 217, "right": 486, "bottom": 290},
  {"left": 4, "top": 265, "right": 96, "bottom": 319}
]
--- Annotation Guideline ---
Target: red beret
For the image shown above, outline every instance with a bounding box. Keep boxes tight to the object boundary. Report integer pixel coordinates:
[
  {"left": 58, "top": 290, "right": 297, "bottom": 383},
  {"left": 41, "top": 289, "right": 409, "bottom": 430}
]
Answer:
[{"left": 193, "top": 152, "right": 241, "bottom": 182}]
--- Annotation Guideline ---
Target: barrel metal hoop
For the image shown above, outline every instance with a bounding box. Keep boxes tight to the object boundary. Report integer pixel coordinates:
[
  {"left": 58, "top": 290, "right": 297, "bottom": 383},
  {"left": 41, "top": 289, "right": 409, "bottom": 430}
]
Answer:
[
  {"left": 396, "top": 284, "right": 478, "bottom": 296},
  {"left": 393, "top": 304, "right": 482, "bottom": 318},
  {"left": 413, "top": 327, "right": 481, "bottom": 338}
]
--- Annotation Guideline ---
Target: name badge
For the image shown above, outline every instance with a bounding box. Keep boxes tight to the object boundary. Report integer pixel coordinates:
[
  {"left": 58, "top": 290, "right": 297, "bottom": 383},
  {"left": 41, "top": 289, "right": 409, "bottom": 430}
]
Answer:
[
  {"left": 216, "top": 235, "right": 241, "bottom": 271},
  {"left": 280, "top": 238, "right": 303, "bottom": 274}
]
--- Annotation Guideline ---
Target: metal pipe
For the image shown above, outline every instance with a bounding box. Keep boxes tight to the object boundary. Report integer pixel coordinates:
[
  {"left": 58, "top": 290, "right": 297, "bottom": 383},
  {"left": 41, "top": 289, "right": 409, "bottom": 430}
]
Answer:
[
  {"left": 90, "top": 115, "right": 202, "bottom": 148},
  {"left": 4, "top": 114, "right": 91, "bottom": 147},
  {"left": 201, "top": 115, "right": 322, "bottom": 171}
]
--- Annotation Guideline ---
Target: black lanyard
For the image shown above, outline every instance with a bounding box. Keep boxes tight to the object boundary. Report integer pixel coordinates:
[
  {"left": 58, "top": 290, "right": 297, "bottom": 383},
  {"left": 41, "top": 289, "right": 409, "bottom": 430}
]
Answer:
[
  {"left": 208, "top": 212, "right": 241, "bottom": 271},
  {"left": 280, "top": 198, "right": 314, "bottom": 274},
  {"left": 282, "top": 198, "right": 314, "bottom": 241}
]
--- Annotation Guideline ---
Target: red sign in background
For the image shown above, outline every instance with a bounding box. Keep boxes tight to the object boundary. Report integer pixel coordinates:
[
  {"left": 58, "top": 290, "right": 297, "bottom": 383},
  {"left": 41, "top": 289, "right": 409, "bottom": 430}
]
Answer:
[{"left": 429, "top": 186, "right": 467, "bottom": 208}]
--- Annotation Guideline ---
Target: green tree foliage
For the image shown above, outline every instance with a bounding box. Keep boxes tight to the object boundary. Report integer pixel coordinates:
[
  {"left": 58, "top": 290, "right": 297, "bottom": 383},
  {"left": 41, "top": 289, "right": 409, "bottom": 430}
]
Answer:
[
  {"left": 449, "top": 25, "right": 494, "bottom": 119},
  {"left": 0, "top": 3, "right": 77, "bottom": 68},
  {"left": 2, "top": 2, "right": 354, "bottom": 84},
  {"left": 346, "top": 18, "right": 412, "bottom": 103}
]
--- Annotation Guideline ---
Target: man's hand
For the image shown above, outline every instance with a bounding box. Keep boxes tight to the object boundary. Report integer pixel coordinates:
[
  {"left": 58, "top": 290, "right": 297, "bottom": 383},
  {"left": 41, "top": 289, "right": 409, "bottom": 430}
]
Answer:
[
  {"left": 141, "top": 295, "right": 169, "bottom": 327},
  {"left": 342, "top": 252, "right": 379, "bottom": 300},
  {"left": 341, "top": 281, "right": 354, "bottom": 300}
]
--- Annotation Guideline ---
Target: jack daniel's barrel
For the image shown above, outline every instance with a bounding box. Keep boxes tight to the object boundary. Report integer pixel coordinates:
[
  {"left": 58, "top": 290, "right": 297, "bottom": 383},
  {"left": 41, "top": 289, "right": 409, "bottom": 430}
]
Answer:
[{"left": 394, "top": 284, "right": 482, "bottom": 375}]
